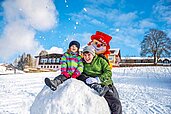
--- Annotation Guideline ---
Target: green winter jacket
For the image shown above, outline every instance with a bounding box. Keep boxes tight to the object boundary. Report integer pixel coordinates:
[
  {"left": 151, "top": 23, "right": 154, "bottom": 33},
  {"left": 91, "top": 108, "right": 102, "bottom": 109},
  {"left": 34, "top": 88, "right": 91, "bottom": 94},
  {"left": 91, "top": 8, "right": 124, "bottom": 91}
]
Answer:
[{"left": 83, "top": 55, "right": 112, "bottom": 86}]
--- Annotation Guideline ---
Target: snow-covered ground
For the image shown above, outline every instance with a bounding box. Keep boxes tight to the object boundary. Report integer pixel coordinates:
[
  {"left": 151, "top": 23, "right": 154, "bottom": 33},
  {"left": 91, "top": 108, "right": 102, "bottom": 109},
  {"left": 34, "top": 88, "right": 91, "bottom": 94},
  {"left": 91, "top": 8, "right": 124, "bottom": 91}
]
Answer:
[
  {"left": 0, "top": 66, "right": 171, "bottom": 114},
  {"left": 112, "top": 67, "right": 171, "bottom": 114},
  {"left": 0, "top": 65, "right": 24, "bottom": 75}
]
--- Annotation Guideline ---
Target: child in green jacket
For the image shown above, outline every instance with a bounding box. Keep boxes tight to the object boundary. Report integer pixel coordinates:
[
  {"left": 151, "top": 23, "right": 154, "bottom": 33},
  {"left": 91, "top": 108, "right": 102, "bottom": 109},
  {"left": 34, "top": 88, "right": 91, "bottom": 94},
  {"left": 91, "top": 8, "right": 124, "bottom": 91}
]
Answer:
[{"left": 77, "top": 46, "right": 122, "bottom": 114}]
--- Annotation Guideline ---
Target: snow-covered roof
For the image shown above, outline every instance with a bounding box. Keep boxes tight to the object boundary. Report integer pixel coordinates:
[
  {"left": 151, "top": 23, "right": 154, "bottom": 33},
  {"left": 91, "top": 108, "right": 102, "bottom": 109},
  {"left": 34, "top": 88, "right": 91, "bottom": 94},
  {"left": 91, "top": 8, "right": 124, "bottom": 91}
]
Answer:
[
  {"left": 121, "top": 57, "right": 153, "bottom": 59},
  {"left": 110, "top": 48, "right": 120, "bottom": 55},
  {"left": 121, "top": 57, "right": 171, "bottom": 60},
  {"left": 158, "top": 57, "right": 171, "bottom": 61}
]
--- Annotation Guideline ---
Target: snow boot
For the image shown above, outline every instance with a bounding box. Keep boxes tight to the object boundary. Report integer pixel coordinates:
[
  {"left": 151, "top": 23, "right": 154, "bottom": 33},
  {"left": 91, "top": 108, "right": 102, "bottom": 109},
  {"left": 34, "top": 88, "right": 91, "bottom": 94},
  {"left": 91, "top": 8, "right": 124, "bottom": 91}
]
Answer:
[
  {"left": 91, "top": 84, "right": 109, "bottom": 96},
  {"left": 44, "top": 78, "right": 61, "bottom": 91}
]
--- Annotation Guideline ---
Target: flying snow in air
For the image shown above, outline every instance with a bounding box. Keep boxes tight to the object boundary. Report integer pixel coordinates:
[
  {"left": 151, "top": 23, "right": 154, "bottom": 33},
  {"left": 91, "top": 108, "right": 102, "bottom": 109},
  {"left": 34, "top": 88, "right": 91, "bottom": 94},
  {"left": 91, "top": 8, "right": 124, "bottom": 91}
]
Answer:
[
  {"left": 116, "top": 29, "right": 120, "bottom": 32},
  {"left": 83, "top": 8, "right": 87, "bottom": 12}
]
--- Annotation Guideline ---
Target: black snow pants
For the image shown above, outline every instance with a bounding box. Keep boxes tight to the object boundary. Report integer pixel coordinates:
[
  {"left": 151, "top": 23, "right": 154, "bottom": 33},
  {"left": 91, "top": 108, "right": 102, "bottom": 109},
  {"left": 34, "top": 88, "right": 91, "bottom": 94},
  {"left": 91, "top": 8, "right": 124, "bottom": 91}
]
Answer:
[
  {"left": 104, "top": 84, "right": 122, "bottom": 114},
  {"left": 54, "top": 74, "right": 68, "bottom": 85},
  {"left": 77, "top": 74, "right": 122, "bottom": 114}
]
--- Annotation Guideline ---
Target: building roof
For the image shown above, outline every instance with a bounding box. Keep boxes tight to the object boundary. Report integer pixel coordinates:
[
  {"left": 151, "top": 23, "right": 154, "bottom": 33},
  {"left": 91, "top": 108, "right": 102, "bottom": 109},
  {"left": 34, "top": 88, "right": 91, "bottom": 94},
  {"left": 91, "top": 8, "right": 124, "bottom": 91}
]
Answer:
[
  {"left": 121, "top": 57, "right": 153, "bottom": 59},
  {"left": 110, "top": 48, "right": 120, "bottom": 55},
  {"left": 158, "top": 57, "right": 171, "bottom": 61},
  {"left": 35, "top": 53, "right": 62, "bottom": 58},
  {"left": 122, "top": 57, "right": 171, "bottom": 60}
]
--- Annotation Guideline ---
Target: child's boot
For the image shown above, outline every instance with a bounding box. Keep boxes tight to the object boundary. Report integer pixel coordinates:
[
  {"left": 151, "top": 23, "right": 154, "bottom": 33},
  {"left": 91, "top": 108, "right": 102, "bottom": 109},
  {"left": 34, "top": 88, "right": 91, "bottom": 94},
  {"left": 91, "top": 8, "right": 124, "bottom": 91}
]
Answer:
[
  {"left": 91, "top": 84, "right": 109, "bottom": 96},
  {"left": 45, "top": 78, "right": 61, "bottom": 91}
]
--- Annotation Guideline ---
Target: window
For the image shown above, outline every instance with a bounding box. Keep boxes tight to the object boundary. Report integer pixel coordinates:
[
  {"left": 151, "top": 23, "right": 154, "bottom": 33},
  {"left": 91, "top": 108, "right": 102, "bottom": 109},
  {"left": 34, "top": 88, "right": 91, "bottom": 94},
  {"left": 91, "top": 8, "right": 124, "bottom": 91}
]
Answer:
[
  {"left": 109, "top": 55, "right": 114, "bottom": 61},
  {"left": 163, "top": 60, "right": 169, "bottom": 63},
  {"left": 158, "top": 60, "right": 162, "bottom": 63},
  {"left": 52, "top": 58, "right": 56, "bottom": 63},
  {"left": 40, "top": 58, "right": 48, "bottom": 63},
  {"left": 48, "top": 58, "right": 52, "bottom": 63},
  {"left": 56, "top": 58, "right": 60, "bottom": 63},
  {"left": 40, "top": 59, "right": 44, "bottom": 63},
  {"left": 110, "top": 50, "right": 115, "bottom": 54}
]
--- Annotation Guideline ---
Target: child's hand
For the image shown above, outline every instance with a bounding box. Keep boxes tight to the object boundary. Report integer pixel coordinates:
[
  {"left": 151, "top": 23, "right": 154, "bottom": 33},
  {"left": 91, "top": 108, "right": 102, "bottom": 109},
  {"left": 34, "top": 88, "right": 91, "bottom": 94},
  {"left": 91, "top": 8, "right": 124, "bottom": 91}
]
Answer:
[
  {"left": 86, "top": 77, "right": 101, "bottom": 84},
  {"left": 71, "top": 73, "right": 78, "bottom": 78}
]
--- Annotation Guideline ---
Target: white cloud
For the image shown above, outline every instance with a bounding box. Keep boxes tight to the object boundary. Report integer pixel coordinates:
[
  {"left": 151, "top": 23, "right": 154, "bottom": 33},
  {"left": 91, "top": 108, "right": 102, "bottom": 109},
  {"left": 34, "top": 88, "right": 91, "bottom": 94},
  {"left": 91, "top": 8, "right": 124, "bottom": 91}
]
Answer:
[
  {"left": 110, "top": 27, "right": 144, "bottom": 50},
  {"left": 0, "top": 0, "right": 58, "bottom": 61},
  {"left": 70, "top": 5, "right": 137, "bottom": 28},
  {"left": 84, "top": 7, "right": 107, "bottom": 18},
  {"left": 0, "top": 21, "right": 44, "bottom": 59},
  {"left": 139, "top": 19, "right": 157, "bottom": 28},
  {"left": 82, "top": 6, "right": 137, "bottom": 24},
  {"left": 46, "top": 47, "right": 63, "bottom": 54},
  {"left": 70, "top": 11, "right": 107, "bottom": 28},
  {"left": 90, "top": 19, "right": 107, "bottom": 27},
  {"left": 153, "top": 0, "right": 171, "bottom": 25},
  {"left": 118, "top": 12, "right": 137, "bottom": 22},
  {"left": 16, "top": 0, "right": 58, "bottom": 31},
  {"left": 87, "top": 0, "right": 115, "bottom": 6},
  {"left": 152, "top": 0, "right": 171, "bottom": 40},
  {"left": 114, "top": 12, "right": 137, "bottom": 27}
]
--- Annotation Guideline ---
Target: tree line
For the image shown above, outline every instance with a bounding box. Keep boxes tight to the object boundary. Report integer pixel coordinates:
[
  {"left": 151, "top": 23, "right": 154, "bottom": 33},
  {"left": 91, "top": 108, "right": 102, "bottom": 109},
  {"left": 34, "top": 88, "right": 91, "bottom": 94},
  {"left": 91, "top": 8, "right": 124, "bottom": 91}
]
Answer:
[{"left": 13, "top": 53, "right": 34, "bottom": 70}]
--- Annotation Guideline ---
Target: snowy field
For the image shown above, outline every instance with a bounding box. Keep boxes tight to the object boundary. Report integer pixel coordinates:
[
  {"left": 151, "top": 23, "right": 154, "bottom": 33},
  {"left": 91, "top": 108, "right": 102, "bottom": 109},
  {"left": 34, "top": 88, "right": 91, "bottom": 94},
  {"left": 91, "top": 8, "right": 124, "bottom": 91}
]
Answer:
[{"left": 0, "top": 66, "right": 171, "bottom": 114}]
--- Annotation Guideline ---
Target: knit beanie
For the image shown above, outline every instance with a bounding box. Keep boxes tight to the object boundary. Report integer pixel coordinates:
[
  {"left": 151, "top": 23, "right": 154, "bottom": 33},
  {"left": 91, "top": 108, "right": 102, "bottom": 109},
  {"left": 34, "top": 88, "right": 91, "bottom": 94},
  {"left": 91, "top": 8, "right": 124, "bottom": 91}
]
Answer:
[
  {"left": 69, "top": 41, "right": 80, "bottom": 49},
  {"left": 83, "top": 46, "right": 96, "bottom": 56}
]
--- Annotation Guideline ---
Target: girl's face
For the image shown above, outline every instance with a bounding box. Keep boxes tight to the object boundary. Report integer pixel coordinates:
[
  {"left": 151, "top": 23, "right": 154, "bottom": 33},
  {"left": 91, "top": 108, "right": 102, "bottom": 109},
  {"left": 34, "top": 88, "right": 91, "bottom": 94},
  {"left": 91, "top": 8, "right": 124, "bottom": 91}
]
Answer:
[
  {"left": 83, "top": 52, "right": 94, "bottom": 63},
  {"left": 70, "top": 45, "right": 78, "bottom": 53}
]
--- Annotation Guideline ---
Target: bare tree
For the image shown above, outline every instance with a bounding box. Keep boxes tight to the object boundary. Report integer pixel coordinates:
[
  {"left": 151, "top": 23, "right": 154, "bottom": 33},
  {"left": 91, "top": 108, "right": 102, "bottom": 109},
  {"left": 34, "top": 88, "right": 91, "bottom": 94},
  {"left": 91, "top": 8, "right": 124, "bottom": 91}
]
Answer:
[{"left": 140, "top": 29, "right": 171, "bottom": 64}]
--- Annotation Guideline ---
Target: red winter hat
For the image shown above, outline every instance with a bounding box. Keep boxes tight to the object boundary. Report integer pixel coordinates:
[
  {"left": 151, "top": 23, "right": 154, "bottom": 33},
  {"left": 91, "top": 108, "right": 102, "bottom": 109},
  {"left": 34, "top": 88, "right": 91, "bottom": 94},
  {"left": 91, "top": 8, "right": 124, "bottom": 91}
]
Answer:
[{"left": 91, "top": 31, "right": 112, "bottom": 48}]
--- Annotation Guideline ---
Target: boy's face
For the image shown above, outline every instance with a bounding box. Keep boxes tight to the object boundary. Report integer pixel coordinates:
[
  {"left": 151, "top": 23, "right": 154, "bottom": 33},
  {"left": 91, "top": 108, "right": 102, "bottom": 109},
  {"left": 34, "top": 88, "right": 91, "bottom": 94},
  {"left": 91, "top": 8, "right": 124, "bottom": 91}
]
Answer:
[
  {"left": 70, "top": 45, "right": 78, "bottom": 53},
  {"left": 83, "top": 52, "right": 94, "bottom": 63}
]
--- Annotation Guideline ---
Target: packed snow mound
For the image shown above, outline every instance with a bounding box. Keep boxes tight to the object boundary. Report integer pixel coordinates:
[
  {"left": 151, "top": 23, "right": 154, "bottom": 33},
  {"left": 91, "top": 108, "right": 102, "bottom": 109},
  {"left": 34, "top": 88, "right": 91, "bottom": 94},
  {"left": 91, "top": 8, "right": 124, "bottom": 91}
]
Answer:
[{"left": 30, "top": 78, "right": 110, "bottom": 114}]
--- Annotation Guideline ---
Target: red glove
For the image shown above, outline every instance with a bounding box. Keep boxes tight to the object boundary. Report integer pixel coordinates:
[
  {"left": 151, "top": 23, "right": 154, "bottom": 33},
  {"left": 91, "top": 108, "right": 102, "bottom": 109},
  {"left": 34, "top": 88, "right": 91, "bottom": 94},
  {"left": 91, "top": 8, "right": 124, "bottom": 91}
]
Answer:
[
  {"left": 72, "top": 72, "right": 79, "bottom": 78},
  {"left": 61, "top": 72, "right": 70, "bottom": 78}
]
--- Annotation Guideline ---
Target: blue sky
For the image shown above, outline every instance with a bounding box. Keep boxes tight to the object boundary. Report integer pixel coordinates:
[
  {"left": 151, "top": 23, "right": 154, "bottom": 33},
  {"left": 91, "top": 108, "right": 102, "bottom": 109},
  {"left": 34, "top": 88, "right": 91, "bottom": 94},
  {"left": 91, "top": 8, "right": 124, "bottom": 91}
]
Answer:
[{"left": 0, "top": 0, "right": 171, "bottom": 63}]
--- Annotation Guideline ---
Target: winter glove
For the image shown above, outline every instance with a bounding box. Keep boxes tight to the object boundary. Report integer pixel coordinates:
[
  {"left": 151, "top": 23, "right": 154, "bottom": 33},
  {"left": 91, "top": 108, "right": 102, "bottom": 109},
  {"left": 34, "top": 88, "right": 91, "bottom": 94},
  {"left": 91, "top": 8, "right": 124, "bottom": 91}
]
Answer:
[
  {"left": 61, "top": 71, "right": 70, "bottom": 78},
  {"left": 86, "top": 77, "right": 101, "bottom": 84},
  {"left": 71, "top": 72, "right": 78, "bottom": 78}
]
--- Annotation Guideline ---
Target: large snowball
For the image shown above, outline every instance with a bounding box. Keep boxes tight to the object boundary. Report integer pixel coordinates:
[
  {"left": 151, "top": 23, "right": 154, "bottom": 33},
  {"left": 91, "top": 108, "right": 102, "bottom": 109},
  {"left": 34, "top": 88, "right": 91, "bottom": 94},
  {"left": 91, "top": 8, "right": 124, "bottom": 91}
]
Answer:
[{"left": 30, "top": 78, "right": 110, "bottom": 114}]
